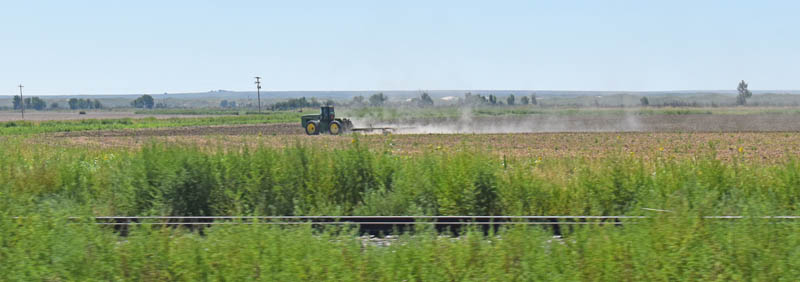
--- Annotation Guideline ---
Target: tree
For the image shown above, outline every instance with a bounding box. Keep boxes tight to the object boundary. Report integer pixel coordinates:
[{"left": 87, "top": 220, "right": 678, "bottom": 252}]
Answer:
[
  {"left": 488, "top": 95, "right": 497, "bottom": 105},
  {"left": 352, "top": 96, "right": 365, "bottom": 105},
  {"left": 131, "top": 95, "right": 155, "bottom": 109},
  {"left": 15, "top": 97, "right": 46, "bottom": 110},
  {"left": 640, "top": 96, "right": 649, "bottom": 106},
  {"left": 50, "top": 102, "right": 59, "bottom": 109},
  {"left": 736, "top": 80, "right": 752, "bottom": 105},
  {"left": 220, "top": 100, "right": 229, "bottom": 108},
  {"left": 28, "top": 97, "right": 47, "bottom": 110},
  {"left": 67, "top": 98, "right": 100, "bottom": 109},
  {"left": 369, "top": 93, "right": 387, "bottom": 106},
  {"left": 271, "top": 97, "right": 321, "bottom": 110},
  {"left": 418, "top": 92, "right": 434, "bottom": 107},
  {"left": 68, "top": 98, "right": 79, "bottom": 109},
  {"left": 464, "top": 93, "right": 488, "bottom": 105},
  {"left": 12, "top": 96, "right": 21, "bottom": 110},
  {"left": 530, "top": 94, "right": 538, "bottom": 105},
  {"left": 506, "top": 95, "right": 515, "bottom": 105},
  {"left": 520, "top": 96, "right": 529, "bottom": 105}
]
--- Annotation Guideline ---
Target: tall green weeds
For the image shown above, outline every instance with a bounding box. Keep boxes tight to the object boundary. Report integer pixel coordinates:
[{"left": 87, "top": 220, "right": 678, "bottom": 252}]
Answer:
[
  {"left": 2, "top": 213, "right": 800, "bottom": 280},
  {"left": 3, "top": 139, "right": 800, "bottom": 279},
  {"left": 2, "top": 138, "right": 800, "bottom": 216}
]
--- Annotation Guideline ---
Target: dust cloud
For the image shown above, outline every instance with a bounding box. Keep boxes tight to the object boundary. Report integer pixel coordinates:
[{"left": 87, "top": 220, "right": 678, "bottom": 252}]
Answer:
[
  {"left": 350, "top": 108, "right": 645, "bottom": 134},
  {"left": 350, "top": 108, "right": 800, "bottom": 134}
]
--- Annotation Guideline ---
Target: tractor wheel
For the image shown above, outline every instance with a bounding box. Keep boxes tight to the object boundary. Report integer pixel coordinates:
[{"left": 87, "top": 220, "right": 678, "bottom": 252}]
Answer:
[
  {"left": 329, "top": 120, "right": 343, "bottom": 135},
  {"left": 305, "top": 121, "right": 319, "bottom": 135}
]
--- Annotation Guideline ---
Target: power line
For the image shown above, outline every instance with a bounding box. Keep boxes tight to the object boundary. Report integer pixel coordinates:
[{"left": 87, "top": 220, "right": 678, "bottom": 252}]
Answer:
[
  {"left": 254, "top": 76, "right": 262, "bottom": 112},
  {"left": 18, "top": 84, "right": 24, "bottom": 119}
]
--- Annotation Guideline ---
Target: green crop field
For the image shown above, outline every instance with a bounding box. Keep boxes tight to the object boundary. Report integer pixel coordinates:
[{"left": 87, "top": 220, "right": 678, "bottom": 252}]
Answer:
[
  {"left": 0, "top": 112, "right": 302, "bottom": 135},
  {"left": 133, "top": 109, "right": 245, "bottom": 115},
  {"left": 3, "top": 133, "right": 800, "bottom": 280},
  {"left": 3, "top": 103, "right": 800, "bottom": 281}
]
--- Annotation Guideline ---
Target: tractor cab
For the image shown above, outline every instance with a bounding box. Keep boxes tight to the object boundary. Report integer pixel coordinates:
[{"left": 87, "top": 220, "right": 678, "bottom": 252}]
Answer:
[{"left": 320, "top": 106, "right": 335, "bottom": 121}]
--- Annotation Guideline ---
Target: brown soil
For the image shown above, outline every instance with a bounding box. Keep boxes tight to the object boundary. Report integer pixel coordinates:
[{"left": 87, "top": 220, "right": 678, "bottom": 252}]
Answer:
[
  {"left": 31, "top": 131, "right": 800, "bottom": 164},
  {"left": 27, "top": 113, "right": 800, "bottom": 163},
  {"left": 47, "top": 113, "right": 800, "bottom": 139},
  {"left": 376, "top": 114, "right": 800, "bottom": 133}
]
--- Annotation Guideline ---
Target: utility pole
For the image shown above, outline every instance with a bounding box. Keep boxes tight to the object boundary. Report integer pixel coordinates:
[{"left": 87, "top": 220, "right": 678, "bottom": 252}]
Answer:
[
  {"left": 18, "top": 84, "right": 24, "bottom": 119},
  {"left": 254, "top": 76, "right": 262, "bottom": 112}
]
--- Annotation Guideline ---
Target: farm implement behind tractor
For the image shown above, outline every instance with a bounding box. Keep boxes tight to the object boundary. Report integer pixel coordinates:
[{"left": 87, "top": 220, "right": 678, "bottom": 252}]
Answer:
[{"left": 301, "top": 106, "right": 397, "bottom": 135}]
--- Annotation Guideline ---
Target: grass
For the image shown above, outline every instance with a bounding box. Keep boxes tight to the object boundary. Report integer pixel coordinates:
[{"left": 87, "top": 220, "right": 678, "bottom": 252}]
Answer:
[
  {"left": 0, "top": 112, "right": 302, "bottom": 135},
  {"left": 4, "top": 138, "right": 799, "bottom": 216},
  {"left": 2, "top": 213, "right": 799, "bottom": 280},
  {"left": 3, "top": 136, "right": 800, "bottom": 279},
  {"left": 133, "top": 108, "right": 244, "bottom": 115}
]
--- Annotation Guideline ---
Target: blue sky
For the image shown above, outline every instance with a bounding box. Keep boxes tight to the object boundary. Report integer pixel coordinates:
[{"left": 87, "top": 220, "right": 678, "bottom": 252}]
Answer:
[{"left": 2, "top": 0, "right": 798, "bottom": 95}]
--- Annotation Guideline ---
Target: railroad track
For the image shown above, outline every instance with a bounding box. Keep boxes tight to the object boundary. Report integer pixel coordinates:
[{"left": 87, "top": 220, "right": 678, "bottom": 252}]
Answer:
[{"left": 32, "top": 215, "right": 796, "bottom": 235}]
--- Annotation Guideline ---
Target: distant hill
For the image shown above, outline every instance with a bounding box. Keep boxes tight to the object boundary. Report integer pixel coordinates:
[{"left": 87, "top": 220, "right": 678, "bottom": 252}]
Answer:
[
  {"left": 3, "top": 89, "right": 800, "bottom": 100},
  {"left": 2, "top": 90, "right": 800, "bottom": 109}
]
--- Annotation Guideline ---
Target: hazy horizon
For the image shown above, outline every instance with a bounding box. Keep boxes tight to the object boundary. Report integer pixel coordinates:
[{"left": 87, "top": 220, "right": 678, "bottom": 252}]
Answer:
[
  {"left": 4, "top": 89, "right": 800, "bottom": 98},
  {"left": 3, "top": 1, "right": 798, "bottom": 95}
]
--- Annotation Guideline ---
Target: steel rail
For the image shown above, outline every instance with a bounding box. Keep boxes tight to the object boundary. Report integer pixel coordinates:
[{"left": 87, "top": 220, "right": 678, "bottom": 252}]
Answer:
[
  {"left": 10, "top": 216, "right": 798, "bottom": 236},
  {"left": 85, "top": 215, "right": 648, "bottom": 220},
  {"left": 93, "top": 222, "right": 628, "bottom": 226},
  {"left": 9, "top": 215, "right": 800, "bottom": 222}
]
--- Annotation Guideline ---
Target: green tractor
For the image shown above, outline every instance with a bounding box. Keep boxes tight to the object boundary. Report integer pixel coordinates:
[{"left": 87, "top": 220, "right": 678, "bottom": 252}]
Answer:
[{"left": 301, "top": 106, "right": 354, "bottom": 135}]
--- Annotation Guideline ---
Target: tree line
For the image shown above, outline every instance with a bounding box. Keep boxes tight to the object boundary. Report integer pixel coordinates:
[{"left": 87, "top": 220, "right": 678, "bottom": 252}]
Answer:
[
  {"left": 347, "top": 92, "right": 540, "bottom": 107},
  {"left": 270, "top": 97, "right": 334, "bottom": 110},
  {"left": 463, "top": 93, "right": 537, "bottom": 106},
  {"left": 640, "top": 80, "right": 754, "bottom": 107},
  {"left": 11, "top": 96, "right": 103, "bottom": 110}
]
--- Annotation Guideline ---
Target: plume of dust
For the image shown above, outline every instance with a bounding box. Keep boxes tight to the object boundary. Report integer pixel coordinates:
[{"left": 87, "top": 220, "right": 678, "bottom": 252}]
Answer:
[{"left": 350, "top": 106, "right": 645, "bottom": 134}]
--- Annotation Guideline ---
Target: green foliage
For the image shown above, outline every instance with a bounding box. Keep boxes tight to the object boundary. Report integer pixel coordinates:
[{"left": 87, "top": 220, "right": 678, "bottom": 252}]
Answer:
[
  {"left": 3, "top": 140, "right": 800, "bottom": 217},
  {"left": 67, "top": 98, "right": 102, "bottom": 110},
  {"left": 464, "top": 92, "right": 489, "bottom": 105},
  {"left": 737, "top": 80, "right": 753, "bottom": 105},
  {"left": 351, "top": 95, "right": 365, "bottom": 105},
  {"left": 13, "top": 96, "right": 48, "bottom": 110},
  {"left": 133, "top": 108, "right": 243, "bottom": 115},
  {"left": 271, "top": 97, "right": 321, "bottom": 110},
  {"left": 3, "top": 140, "right": 800, "bottom": 279},
  {"left": 368, "top": 92, "right": 387, "bottom": 106},
  {"left": 419, "top": 92, "right": 434, "bottom": 107},
  {"left": 219, "top": 99, "right": 237, "bottom": 108},
  {"left": 2, "top": 215, "right": 800, "bottom": 280},
  {"left": 131, "top": 95, "right": 155, "bottom": 109},
  {"left": 0, "top": 112, "right": 301, "bottom": 135},
  {"left": 331, "top": 138, "right": 379, "bottom": 213},
  {"left": 520, "top": 95, "right": 529, "bottom": 105}
]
